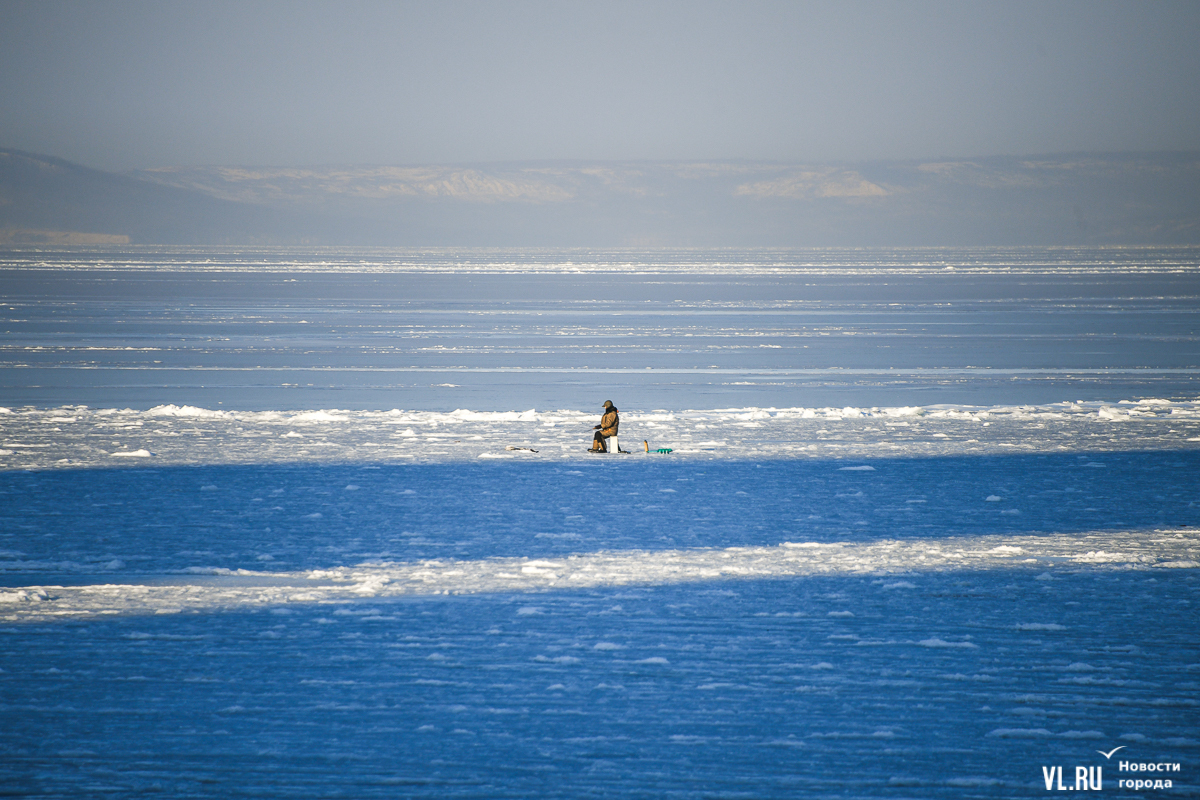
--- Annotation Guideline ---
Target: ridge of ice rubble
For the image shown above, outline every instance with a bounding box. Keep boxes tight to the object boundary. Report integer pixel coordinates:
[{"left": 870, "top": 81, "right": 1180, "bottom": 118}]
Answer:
[
  {"left": 10, "top": 399, "right": 1200, "bottom": 426},
  {"left": 145, "top": 404, "right": 232, "bottom": 418},
  {"left": 14, "top": 248, "right": 1198, "bottom": 276},
  {"left": 2, "top": 529, "right": 1194, "bottom": 621},
  {"left": 1, "top": 398, "right": 1197, "bottom": 470}
]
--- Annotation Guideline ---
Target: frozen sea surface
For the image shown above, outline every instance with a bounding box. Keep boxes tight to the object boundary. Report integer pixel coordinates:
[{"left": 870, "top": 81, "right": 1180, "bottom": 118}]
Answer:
[
  {"left": 2, "top": 402, "right": 1197, "bottom": 798},
  {"left": 1, "top": 400, "right": 1199, "bottom": 578},
  {"left": 2, "top": 245, "right": 1199, "bottom": 409},
  {"left": 3, "top": 574, "right": 1197, "bottom": 798},
  {"left": 1, "top": 247, "right": 1198, "bottom": 797}
]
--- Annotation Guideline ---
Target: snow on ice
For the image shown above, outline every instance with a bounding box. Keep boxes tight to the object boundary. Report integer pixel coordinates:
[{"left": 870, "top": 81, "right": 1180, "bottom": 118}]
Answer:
[
  {"left": 2, "top": 529, "right": 1196, "bottom": 621},
  {"left": 0, "top": 399, "right": 1197, "bottom": 470}
]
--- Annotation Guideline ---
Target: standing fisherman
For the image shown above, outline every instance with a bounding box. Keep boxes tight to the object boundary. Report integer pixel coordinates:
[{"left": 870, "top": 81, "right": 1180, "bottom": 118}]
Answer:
[{"left": 589, "top": 400, "right": 620, "bottom": 452}]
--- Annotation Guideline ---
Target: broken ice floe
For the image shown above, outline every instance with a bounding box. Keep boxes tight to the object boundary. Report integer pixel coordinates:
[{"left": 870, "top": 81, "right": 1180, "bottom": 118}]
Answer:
[
  {"left": 0, "top": 399, "right": 1197, "bottom": 470},
  {"left": 2, "top": 528, "right": 1194, "bottom": 622}
]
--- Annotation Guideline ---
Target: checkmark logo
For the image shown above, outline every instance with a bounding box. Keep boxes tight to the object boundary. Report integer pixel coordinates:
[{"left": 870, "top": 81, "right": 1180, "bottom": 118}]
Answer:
[{"left": 1096, "top": 746, "right": 1126, "bottom": 759}]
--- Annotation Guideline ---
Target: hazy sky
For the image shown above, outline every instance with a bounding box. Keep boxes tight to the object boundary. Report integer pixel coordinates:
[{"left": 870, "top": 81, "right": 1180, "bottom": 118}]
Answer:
[{"left": 2, "top": 0, "right": 1198, "bottom": 171}]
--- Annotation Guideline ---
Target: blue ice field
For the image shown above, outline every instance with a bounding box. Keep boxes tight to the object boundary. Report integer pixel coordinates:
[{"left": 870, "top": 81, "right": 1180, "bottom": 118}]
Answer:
[{"left": 1, "top": 247, "right": 1198, "bottom": 798}]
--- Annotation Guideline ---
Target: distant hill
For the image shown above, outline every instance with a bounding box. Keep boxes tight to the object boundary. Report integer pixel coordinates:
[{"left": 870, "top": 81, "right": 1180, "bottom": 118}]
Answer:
[
  {"left": 3, "top": 148, "right": 1198, "bottom": 246},
  {"left": 0, "top": 149, "right": 308, "bottom": 245}
]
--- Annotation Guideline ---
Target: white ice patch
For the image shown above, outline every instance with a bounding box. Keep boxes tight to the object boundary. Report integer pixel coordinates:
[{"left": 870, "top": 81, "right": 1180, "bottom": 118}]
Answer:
[
  {"left": 917, "top": 638, "right": 978, "bottom": 649},
  {"left": 3, "top": 529, "right": 1195, "bottom": 622},
  {"left": 146, "top": 404, "right": 230, "bottom": 418},
  {"left": 2, "top": 399, "right": 1197, "bottom": 470},
  {"left": 289, "top": 411, "right": 347, "bottom": 423},
  {"left": 1015, "top": 623, "right": 1066, "bottom": 631}
]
